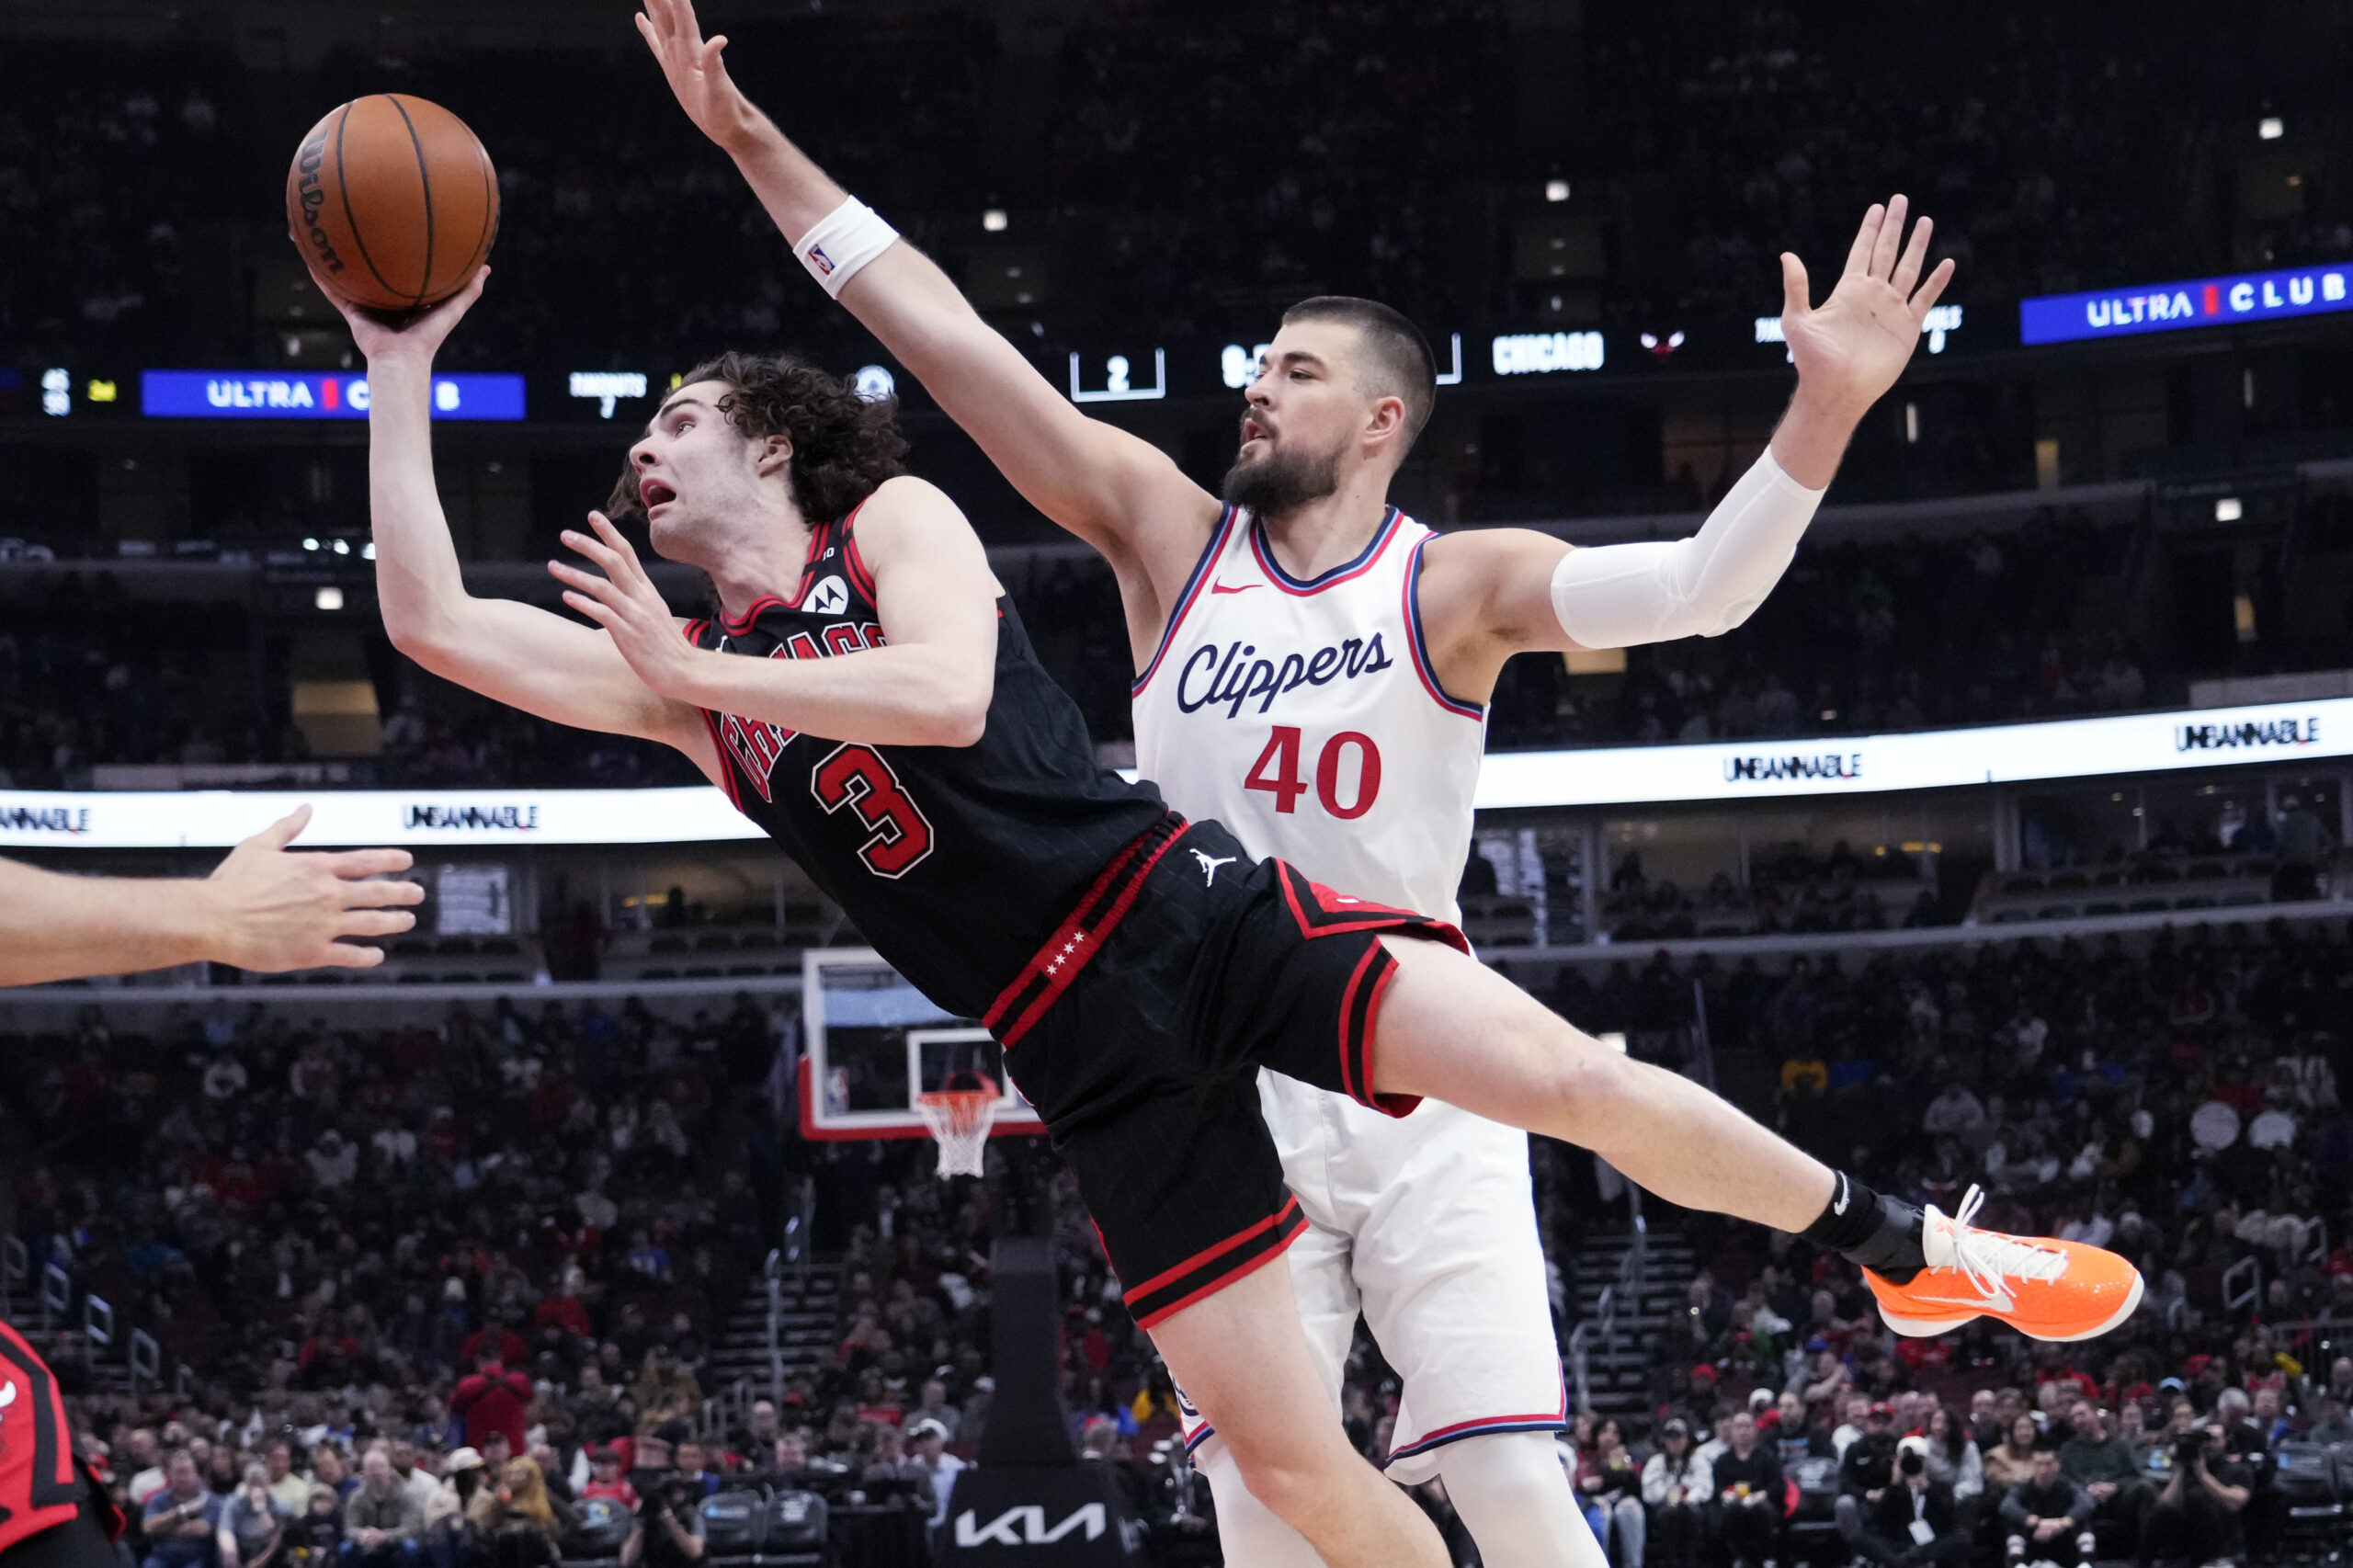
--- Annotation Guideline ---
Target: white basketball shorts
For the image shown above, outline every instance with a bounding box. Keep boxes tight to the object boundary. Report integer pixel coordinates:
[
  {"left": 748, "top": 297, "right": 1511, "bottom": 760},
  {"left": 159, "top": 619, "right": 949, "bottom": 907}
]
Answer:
[{"left": 1178, "top": 1069, "right": 1568, "bottom": 1484}]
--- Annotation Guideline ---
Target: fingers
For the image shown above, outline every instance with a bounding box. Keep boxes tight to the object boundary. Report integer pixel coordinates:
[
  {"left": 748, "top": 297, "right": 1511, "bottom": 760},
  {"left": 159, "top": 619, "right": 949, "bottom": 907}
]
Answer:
[
  {"left": 563, "top": 589, "right": 620, "bottom": 628},
  {"left": 559, "top": 525, "right": 627, "bottom": 576},
  {"left": 1891, "top": 213, "right": 1934, "bottom": 298},
  {"left": 1843, "top": 203, "right": 1885, "bottom": 277},
  {"left": 585, "top": 511, "right": 648, "bottom": 584},
  {"left": 1779, "top": 253, "right": 1811, "bottom": 321},
  {"left": 315, "top": 941, "right": 391, "bottom": 971},
  {"left": 550, "top": 559, "right": 631, "bottom": 614},
  {"left": 335, "top": 876, "right": 426, "bottom": 910},
  {"left": 416, "top": 267, "right": 491, "bottom": 329},
  {"left": 1870, "top": 195, "right": 1908, "bottom": 280},
  {"left": 245, "top": 805, "right": 313, "bottom": 853},
  {"left": 563, "top": 520, "right": 657, "bottom": 600},
  {"left": 645, "top": 0, "right": 685, "bottom": 59},
  {"left": 1910, "top": 256, "right": 1959, "bottom": 318},
  {"left": 338, "top": 909, "right": 417, "bottom": 939},
  {"left": 318, "top": 847, "right": 415, "bottom": 881}
]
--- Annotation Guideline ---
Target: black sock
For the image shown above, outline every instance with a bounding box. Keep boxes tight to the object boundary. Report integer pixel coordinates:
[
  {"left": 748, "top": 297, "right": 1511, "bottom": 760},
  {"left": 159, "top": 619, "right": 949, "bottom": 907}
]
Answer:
[{"left": 1801, "top": 1171, "right": 1927, "bottom": 1281}]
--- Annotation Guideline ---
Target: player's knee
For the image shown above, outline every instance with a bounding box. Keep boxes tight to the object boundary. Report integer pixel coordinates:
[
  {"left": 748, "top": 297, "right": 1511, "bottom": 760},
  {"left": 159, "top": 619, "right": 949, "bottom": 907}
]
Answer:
[{"left": 1226, "top": 1438, "right": 1349, "bottom": 1529}]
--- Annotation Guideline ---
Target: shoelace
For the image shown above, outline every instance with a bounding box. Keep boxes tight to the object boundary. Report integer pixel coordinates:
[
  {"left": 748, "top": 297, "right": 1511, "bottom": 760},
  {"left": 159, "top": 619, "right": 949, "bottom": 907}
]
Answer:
[{"left": 1940, "top": 1184, "right": 2070, "bottom": 1291}]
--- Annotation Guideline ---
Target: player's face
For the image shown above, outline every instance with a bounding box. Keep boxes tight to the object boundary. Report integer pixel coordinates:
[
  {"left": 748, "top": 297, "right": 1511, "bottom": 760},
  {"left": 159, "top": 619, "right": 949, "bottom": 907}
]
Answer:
[
  {"left": 1222, "top": 321, "right": 1368, "bottom": 516},
  {"left": 627, "top": 381, "right": 783, "bottom": 565}
]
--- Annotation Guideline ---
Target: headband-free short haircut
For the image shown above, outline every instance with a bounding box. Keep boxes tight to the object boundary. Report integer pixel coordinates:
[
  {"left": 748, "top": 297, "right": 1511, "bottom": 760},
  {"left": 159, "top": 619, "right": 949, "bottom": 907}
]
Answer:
[{"left": 1279, "top": 296, "right": 1438, "bottom": 451}]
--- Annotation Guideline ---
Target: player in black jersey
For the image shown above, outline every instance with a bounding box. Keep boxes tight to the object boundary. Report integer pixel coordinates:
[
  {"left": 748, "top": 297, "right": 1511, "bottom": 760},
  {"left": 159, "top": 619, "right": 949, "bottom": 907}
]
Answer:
[
  {"left": 322, "top": 219, "right": 2122, "bottom": 1562},
  {"left": 0, "top": 1320, "right": 124, "bottom": 1568}
]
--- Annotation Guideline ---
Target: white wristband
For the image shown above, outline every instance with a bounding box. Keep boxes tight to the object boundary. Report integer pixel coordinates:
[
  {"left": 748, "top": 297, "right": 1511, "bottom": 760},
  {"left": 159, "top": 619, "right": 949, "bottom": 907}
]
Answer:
[
  {"left": 792, "top": 196, "right": 899, "bottom": 300},
  {"left": 1549, "top": 447, "right": 1823, "bottom": 649}
]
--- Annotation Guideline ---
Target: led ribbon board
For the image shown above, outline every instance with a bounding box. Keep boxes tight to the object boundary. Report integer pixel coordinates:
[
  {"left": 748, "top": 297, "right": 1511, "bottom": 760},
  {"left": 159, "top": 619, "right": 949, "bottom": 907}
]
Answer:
[
  {"left": 1472, "top": 698, "right": 2342, "bottom": 809},
  {"left": 0, "top": 787, "right": 762, "bottom": 849},
  {"left": 2020, "top": 265, "right": 2353, "bottom": 346},
  {"left": 142, "top": 370, "right": 527, "bottom": 420},
  {"left": 1, "top": 698, "right": 2346, "bottom": 848}
]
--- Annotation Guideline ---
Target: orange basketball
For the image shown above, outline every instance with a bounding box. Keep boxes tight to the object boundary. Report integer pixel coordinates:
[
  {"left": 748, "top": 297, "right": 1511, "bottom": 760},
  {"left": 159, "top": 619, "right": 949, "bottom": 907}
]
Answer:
[{"left": 286, "top": 94, "right": 499, "bottom": 312}]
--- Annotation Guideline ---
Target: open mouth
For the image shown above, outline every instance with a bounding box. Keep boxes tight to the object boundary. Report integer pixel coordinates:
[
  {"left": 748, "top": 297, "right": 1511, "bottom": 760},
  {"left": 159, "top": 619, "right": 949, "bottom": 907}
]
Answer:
[
  {"left": 1240, "top": 415, "right": 1273, "bottom": 448},
  {"left": 640, "top": 479, "right": 677, "bottom": 513}
]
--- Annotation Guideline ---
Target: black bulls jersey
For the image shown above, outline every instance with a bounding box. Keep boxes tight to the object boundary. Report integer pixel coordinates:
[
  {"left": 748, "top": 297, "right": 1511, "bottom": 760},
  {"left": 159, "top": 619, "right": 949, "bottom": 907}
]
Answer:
[
  {"left": 0, "top": 1319, "right": 84, "bottom": 1553},
  {"left": 687, "top": 506, "right": 1167, "bottom": 1020}
]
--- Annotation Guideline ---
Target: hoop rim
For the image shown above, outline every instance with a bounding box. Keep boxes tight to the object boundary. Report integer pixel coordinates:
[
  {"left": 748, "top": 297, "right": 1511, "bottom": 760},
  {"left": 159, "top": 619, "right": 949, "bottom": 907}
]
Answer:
[
  {"left": 915, "top": 1086, "right": 1006, "bottom": 1122},
  {"left": 916, "top": 1087, "right": 1000, "bottom": 1178}
]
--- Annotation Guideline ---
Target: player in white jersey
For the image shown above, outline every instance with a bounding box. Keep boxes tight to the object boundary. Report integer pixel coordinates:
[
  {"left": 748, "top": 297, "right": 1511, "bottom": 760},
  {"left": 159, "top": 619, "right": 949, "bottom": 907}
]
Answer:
[
  {"left": 1127, "top": 498, "right": 1566, "bottom": 1506},
  {"left": 636, "top": 6, "right": 2150, "bottom": 1566}
]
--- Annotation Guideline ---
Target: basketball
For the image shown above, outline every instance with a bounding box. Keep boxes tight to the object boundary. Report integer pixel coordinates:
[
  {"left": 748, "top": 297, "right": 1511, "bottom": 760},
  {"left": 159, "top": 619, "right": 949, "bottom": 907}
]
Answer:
[{"left": 285, "top": 93, "right": 499, "bottom": 312}]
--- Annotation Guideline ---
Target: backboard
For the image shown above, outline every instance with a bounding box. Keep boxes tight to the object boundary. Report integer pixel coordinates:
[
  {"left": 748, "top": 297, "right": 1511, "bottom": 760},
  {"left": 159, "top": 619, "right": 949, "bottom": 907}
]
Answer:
[{"left": 798, "top": 947, "right": 1045, "bottom": 1141}]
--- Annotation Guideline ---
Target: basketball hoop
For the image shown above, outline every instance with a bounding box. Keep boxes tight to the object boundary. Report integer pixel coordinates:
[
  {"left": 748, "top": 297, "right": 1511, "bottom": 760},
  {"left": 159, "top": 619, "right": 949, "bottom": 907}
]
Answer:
[{"left": 916, "top": 1088, "right": 1001, "bottom": 1178}]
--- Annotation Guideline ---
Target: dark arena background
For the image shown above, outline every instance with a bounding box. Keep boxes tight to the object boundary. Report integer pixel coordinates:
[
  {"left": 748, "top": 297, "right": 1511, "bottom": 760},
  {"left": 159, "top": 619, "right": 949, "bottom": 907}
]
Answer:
[{"left": 7, "top": 1, "right": 2353, "bottom": 1565}]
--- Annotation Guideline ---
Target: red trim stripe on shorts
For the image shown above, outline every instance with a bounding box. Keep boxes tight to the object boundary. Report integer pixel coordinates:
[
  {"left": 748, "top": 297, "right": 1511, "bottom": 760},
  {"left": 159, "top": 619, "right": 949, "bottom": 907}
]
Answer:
[
  {"left": 983, "top": 812, "right": 1191, "bottom": 1049},
  {"left": 1273, "top": 862, "right": 1467, "bottom": 1119},
  {"left": 1124, "top": 1196, "right": 1312, "bottom": 1330}
]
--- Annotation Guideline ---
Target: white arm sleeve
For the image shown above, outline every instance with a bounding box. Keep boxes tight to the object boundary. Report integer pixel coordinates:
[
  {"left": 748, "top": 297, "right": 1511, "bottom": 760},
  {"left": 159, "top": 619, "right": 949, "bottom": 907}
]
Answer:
[{"left": 1548, "top": 447, "right": 1824, "bottom": 649}]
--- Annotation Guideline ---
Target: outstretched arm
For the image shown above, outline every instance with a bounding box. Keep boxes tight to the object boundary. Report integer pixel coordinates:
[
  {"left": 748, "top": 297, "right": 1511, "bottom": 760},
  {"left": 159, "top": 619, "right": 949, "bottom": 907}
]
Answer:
[
  {"left": 634, "top": 0, "right": 1219, "bottom": 600},
  {"left": 317, "top": 270, "right": 721, "bottom": 779},
  {"left": 0, "top": 806, "right": 422, "bottom": 985},
  {"left": 1418, "top": 197, "right": 1956, "bottom": 702}
]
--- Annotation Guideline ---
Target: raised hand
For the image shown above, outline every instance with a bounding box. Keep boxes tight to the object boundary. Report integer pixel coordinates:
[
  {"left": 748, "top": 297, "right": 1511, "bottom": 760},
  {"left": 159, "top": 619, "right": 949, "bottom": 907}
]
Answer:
[
  {"left": 637, "top": 0, "right": 769, "bottom": 153},
  {"left": 307, "top": 262, "right": 489, "bottom": 367},
  {"left": 1779, "top": 196, "right": 1955, "bottom": 417},
  {"left": 550, "top": 511, "right": 702, "bottom": 697},
  {"left": 204, "top": 806, "right": 424, "bottom": 971}
]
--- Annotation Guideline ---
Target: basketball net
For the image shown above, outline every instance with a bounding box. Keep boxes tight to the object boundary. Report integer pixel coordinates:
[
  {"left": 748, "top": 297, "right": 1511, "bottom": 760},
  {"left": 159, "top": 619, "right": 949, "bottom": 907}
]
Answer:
[{"left": 916, "top": 1088, "right": 1001, "bottom": 1179}]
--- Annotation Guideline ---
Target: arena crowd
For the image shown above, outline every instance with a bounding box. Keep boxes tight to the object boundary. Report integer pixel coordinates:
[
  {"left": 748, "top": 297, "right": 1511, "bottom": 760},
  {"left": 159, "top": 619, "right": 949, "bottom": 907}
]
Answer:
[{"left": 4, "top": 910, "right": 2351, "bottom": 1562}]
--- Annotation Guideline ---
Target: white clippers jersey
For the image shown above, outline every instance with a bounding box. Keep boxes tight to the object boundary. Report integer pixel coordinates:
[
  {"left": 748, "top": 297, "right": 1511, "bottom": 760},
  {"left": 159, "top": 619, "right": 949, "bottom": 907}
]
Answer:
[
  {"left": 1142, "top": 506, "right": 1566, "bottom": 1485},
  {"left": 1132, "top": 504, "right": 1486, "bottom": 920}
]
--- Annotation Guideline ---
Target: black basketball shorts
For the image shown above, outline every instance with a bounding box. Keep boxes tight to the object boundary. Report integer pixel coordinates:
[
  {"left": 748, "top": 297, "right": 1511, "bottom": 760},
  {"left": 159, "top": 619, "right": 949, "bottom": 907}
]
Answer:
[{"left": 983, "top": 812, "right": 1467, "bottom": 1330}]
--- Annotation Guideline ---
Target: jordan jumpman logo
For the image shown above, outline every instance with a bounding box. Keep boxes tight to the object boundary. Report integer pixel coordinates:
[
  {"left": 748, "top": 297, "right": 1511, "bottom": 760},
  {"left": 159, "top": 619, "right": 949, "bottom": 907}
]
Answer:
[{"left": 1191, "top": 849, "right": 1237, "bottom": 886}]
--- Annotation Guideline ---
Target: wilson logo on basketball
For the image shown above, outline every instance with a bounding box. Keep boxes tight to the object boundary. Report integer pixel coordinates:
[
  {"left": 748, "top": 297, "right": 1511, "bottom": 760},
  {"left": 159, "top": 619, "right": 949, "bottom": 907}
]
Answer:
[
  {"left": 290, "top": 129, "right": 347, "bottom": 278},
  {"left": 1175, "top": 634, "right": 1396, "bottom": 719}
]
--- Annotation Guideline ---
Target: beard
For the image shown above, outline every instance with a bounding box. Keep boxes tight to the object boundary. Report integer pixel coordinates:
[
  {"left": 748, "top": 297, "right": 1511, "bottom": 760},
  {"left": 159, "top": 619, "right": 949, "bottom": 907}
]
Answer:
[{"left": 1222, "top": 436, "right": 1342, "bottom": 517}]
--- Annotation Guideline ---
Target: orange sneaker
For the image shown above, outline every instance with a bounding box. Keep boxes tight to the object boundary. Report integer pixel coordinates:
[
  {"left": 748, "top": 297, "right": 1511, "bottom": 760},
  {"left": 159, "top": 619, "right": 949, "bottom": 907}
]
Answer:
[{"left": 1867, "top": 1186, "right": 2143, "bottom": 1342}]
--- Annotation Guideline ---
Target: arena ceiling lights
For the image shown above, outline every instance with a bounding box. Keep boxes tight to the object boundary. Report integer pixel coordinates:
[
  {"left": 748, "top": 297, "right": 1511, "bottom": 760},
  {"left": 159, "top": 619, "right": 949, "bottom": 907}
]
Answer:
[{"left": 3, "top": 697, "right": 2347, "bottom": 849}]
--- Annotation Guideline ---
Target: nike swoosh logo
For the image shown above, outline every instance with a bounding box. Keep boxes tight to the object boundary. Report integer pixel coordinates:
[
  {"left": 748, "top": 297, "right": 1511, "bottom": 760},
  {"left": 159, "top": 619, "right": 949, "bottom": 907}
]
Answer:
[
  {"left": 1210, "top": 581, "right": 1259, "bottom": 595},
  {"left": 1910, "top": 1289, "right": 2015, "bottom": 1312}
]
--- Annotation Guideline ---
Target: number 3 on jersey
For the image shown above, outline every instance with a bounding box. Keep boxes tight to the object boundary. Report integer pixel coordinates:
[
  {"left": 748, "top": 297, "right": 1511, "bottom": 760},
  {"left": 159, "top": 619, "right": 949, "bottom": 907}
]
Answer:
[
  {"left": 812, "top": 743, "right": 937, "bottom": 877},
  {"left": 1245, "top": 726, "right": 1381, "bottom": 820}
]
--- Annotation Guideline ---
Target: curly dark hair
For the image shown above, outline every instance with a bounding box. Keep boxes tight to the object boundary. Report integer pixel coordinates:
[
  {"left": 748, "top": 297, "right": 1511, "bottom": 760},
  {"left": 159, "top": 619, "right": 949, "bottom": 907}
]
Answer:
[{"left": 606, "top": 350, "right": 908, "bottom": 524}]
